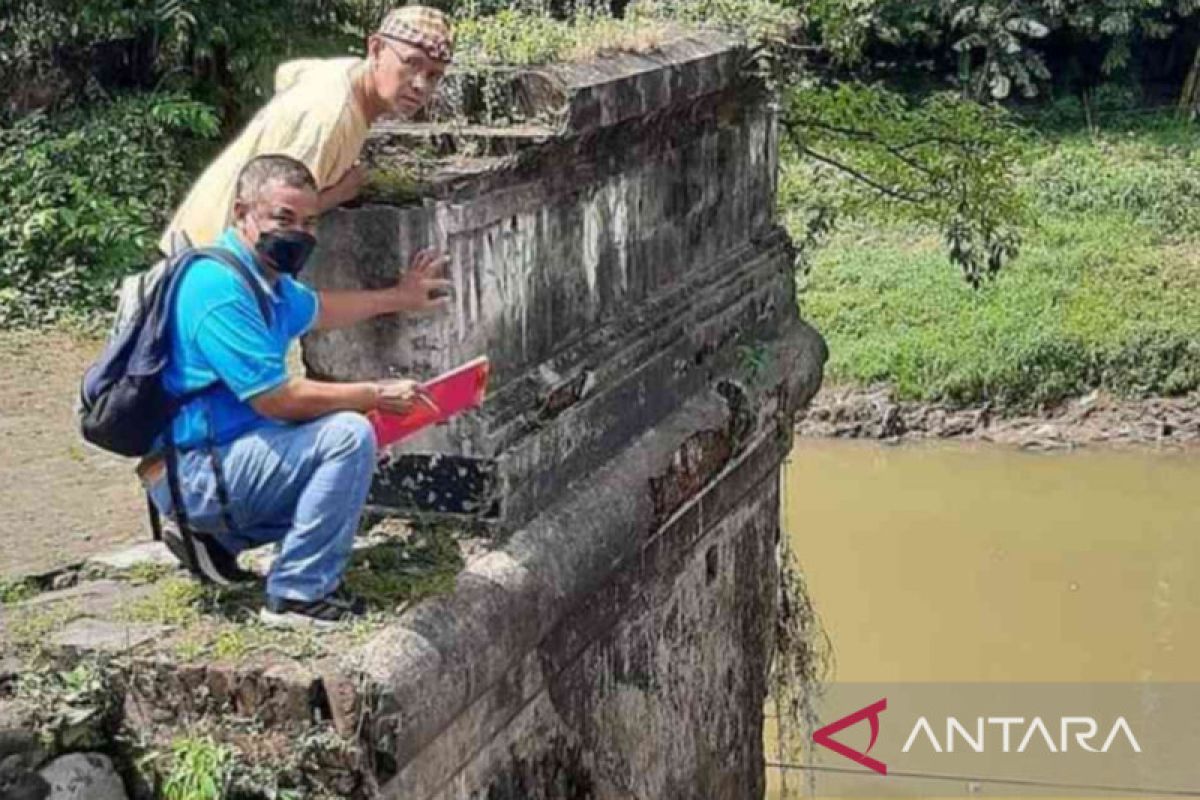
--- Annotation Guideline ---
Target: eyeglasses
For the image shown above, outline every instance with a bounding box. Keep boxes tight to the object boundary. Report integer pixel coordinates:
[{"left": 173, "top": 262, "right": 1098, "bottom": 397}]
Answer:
[{"left": 378, "top": 36, "right": 445, "bottom": 83}]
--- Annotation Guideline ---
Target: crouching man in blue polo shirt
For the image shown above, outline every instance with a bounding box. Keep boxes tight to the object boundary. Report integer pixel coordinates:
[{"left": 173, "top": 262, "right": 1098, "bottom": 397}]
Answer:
[{"left": 142, "top": 153, "right": 450, "bottom": 628}]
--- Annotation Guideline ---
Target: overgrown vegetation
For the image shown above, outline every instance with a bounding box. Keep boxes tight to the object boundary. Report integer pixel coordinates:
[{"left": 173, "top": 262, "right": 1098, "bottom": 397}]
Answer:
[
  {"left": 112, "top": 520, "right": 465, "bottom": 661},
  {"left": 121, "top": 575, "right": 208, "bottom": 627},
  {"left": 806, "top": 0, "right": 1200, "bottom": 103},
  {"left": 14, "top": 660, "right": 121, "bottom": 751},
  {"left": 0, "top": 521, "right": 465, "bottom": 797},
  {"left": 341, "top": 520, "right": 464, "bottom": 609},
  {"left": 0, "top": 0, "right": 382, "bottom": 120},
  {"left": 782, "top": 82, "right": 1030, "bottom": 286},
  {"left": 138, "top": 718, "right": 359, "bottom": 800},
  {"left": 6, "top": 601, "right": 79, "bottom": 656},
  {"left": 0, "top": 93, "right": 218, "bottom": 326},
  {"left": 450, "top": 0, "right": 797, "bottom": 67},
  {"left": 4, "top": 654, "right": 360, "bottom": 800},
  {"left": 770, "top": 535, "right": 831, "bottom": 799}
]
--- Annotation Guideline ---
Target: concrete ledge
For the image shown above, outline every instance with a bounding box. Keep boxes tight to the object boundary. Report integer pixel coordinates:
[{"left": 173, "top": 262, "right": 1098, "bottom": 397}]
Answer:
[
  {"left": 341, "top": 316, "right": 824, "bottom": 784},
  {"left": 398, "top": 31, "right": 747, "bottom": 136}
]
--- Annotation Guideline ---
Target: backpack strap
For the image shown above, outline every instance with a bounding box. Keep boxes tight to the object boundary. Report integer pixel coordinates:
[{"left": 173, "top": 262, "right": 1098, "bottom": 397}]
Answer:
[
  {"left": 146, "top": 492, "right": 163, "bottom": 542},
  {"left": 164, "top": 438, "right": 202, "bottom": 574}
]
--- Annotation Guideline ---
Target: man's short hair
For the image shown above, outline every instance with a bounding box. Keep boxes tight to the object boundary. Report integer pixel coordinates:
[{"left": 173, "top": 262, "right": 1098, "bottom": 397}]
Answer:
[{"left": 236, "top": 154, "right": 317, "bottom": 205}]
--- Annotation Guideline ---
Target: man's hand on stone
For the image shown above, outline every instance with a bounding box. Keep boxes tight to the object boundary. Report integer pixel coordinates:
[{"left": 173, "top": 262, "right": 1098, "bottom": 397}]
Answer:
[
  {"left": 392, "top": 248, "right": 453, "bottom": 313},
  {"left": 374, "top": 379, "right": 439, "bottom": 415}
]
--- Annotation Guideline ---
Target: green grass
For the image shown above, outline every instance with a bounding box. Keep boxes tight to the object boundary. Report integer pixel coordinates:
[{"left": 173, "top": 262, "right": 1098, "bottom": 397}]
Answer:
[
  {"left": 112, "top": 522, "right": 465, "bottom": 662},
  {"left": 341, "top": 522, "right": 464, "bottom": 611},
  {"left": 793, "top": 111, "right": 1200, "bottom": 410},
  {"left": 121, "top": 577, "right": 206, "bottom": 627},
  {"left": 7, "top": 602, "right": 79, "bottom": 655}
]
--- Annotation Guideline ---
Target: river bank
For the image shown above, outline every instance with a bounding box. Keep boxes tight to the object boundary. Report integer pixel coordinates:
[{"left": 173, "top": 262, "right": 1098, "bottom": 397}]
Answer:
[
  {"left": 787, "top": 111, "right": 1200, "bottom": 418},
  {"left": 797, "top": 384, "right": 1200, "bottom": 450}
]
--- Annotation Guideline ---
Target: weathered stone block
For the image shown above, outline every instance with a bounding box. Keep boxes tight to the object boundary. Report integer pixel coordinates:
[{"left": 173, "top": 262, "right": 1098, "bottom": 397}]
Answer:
[
  {"left": 259, "top": 662, "right": 320, "bottom": 727},
  {"left": 37, "top": 753, "right": 127, "bottom": 800},
  {"left": 51, "top": 619, "right": 169, "bottom": 655},
  {"left": 84, "top": 543, "right": 177, "bottom": 573},
  {"left": 0, "top": 704, "right": 49, "bottom": 786}
]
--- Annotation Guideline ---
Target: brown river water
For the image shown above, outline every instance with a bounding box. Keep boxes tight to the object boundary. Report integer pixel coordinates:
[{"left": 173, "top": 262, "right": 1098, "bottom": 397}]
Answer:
[{"left": 767, "top": 439, "right": 1200, "bottom": 799}]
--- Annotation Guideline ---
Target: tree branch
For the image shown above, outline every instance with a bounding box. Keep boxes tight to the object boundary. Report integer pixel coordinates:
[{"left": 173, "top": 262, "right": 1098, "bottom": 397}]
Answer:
[
  {"left": 789, "top": 116, "right": 977, "bottom": 150},
  {"left": 785, "top": 118, "right": 951, "bottom": 181},
  {"left": 787, "top": 129, "right": 929, "bottom": 204}
]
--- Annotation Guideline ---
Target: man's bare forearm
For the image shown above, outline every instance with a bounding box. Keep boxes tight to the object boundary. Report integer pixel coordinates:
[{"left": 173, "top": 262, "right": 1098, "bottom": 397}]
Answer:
[
  {"left": 317, "top": 187, "right": 347, "bottom": 215},
  {"left": 251, "top": 377, "right": 379, "bottom": 421},
  {"left": 314, "top": 289, "right": 401, "bottom": 330}
]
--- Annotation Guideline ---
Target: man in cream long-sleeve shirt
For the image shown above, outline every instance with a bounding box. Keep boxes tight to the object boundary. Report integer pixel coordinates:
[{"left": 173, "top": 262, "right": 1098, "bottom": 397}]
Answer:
[{"left": 160, "top": 5, "right": 453, "bottom": 254}]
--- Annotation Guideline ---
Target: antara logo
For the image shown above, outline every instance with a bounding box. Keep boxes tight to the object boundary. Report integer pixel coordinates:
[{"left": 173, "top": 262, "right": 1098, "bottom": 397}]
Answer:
[
  {"left": 813, "top": 698, "right": 889, "bottom": 775},
  {"left": 812, "top": 699, "right": 1142, "bottom": 777}
]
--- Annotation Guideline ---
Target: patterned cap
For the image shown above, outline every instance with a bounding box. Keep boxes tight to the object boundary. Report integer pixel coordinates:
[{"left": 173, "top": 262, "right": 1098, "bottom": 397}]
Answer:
[{"left": 378, "top": 6, "right": 454, "bottom": 63}]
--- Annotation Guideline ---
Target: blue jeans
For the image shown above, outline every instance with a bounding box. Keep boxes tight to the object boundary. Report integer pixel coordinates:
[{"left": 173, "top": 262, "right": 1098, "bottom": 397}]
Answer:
[{"left": 148, "top": 412, "right": 377, "bottom": 601}]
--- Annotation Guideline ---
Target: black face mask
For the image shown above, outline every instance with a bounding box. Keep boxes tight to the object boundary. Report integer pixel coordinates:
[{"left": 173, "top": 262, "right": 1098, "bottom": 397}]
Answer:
[{"left": 255, "top": 229, "right": 316, "bottom": 276}]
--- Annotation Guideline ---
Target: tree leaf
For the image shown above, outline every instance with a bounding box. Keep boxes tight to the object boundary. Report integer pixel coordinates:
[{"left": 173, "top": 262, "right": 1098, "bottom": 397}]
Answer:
[
  {"left": 990, "top": 73, "right": 1012, "bottom": 100},
  {"left": 1005, "top": 17, "right": 1050, "bottom": 38}
]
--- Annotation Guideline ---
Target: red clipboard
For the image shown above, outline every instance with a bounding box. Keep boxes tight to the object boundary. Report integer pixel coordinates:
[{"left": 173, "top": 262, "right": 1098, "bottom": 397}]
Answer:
[{"left": 367, "top": 356, "right": 490, "bottom": 447}]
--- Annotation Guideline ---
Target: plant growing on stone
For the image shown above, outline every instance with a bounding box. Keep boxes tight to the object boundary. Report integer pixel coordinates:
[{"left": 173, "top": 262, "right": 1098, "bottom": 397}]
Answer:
[
  {"left": 118, "top": 561, "right": 177, "bottom": 585},
  {"left": 360, "top": 164, "right": 430, "bottom": 205},
  {"left": 161, "top": 735, "right": 233, "bottom": 800},
  {"left": 0, "top": 578, "right": 37, "bottom": 604},
  {"left": 630, "top": 0, "right": 801, "bottom": 44},
  {"left": 738, "top": 343, "right": 770, "bottom": 382},
  {"left": 145, "top": 715, "right": 360, "bottom": 800},
  {"left": 341, "top": 521, "right": 465, "bottom": 611},
  {"left": 15, "top": 660, "right": 120, "bottom": 750},
  {"left": 226, "top": 723, "right": 359, "bottom": 800},
  {"left": 770, "top": 538, "right": 831, "bottom": 799},
  {"left": 451, "top": 0, "right": 800, "bottom": 71},
  {"left": 120, "top": 576, "right": 206, "bottom": 626},
  {"left": 7, "top": 601, "right": 79, "bottom": 656}
]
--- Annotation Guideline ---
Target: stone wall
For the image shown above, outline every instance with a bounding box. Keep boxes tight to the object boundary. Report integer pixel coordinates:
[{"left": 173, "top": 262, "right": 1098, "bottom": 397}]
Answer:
[{"left": 303, "top": 31, "right": 826, "bottom": 799}]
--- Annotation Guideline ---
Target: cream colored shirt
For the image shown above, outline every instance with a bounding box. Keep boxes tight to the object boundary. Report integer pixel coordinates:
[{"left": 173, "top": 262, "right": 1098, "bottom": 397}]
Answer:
[{"left": 159, "top": 57, "right": 369, "bottom": 253}]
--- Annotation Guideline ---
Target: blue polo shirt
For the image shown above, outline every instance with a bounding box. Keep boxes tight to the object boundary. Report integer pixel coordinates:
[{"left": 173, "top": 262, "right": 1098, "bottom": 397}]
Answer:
[{"left": 164, "top": 229, "right": 320, "bottom": 449}]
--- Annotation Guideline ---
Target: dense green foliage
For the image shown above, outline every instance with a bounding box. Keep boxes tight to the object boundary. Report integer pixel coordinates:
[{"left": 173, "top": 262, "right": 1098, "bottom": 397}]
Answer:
[
  {"left": 0, "top": 0, "right": 383, "bottom": 118},
  {"left": 0, "top": 0, "right": 398, "bottom": 325},
  {"left": 795, "top": 110, "right": 1200, "bottom": 408},
  {"left": 0, "top": 93, "right": 218, "bottom": 325},
  {"left": 808, "top": 0, "right": 1200, "bottom": 100},
  {"left": 161, "top": 736, "right": 233, "bottom": 800}
]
